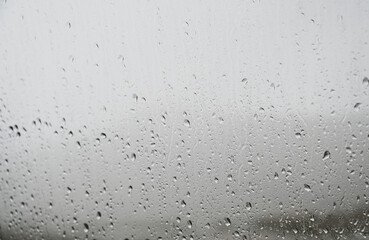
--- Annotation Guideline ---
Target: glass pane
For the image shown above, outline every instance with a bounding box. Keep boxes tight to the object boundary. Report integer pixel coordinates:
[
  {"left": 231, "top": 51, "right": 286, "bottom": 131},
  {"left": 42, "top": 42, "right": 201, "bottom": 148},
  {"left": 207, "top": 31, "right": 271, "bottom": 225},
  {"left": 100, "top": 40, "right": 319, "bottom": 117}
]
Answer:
[{"left": 1, "top": 1, "right": 368, "bottom": 239}]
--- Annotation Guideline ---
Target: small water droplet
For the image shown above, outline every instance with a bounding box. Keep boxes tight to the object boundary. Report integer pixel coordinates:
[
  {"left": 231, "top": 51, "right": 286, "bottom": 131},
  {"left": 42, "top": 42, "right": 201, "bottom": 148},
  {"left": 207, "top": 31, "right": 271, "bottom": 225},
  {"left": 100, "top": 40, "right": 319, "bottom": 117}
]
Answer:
[
  {"left": 323, "top": 151, "right": 330, "bottom": 161},
  {"left": 345, "top": 147, "right": 352, "bottom": 154},
  {"left": 246, "top": 202, "right": 252, "bottom": 210},
  {"left": 363, "top": 77, "right": 369, "bottom": 86},
  {"left": 225, "top": 218, "right": 231, "bottom": 227},
  {"left": 83, "top": 223, "right": 89, "bottom": 233},
  {"left": 133, "top": 93, "right": 138, "bottom": 102},
  {"left": 218, "top": 117, "right": 224, "bottom": 124},
  {"left": 187, "top": 220, "right": 192, "bottom": 229},
  {"left": 184, "top": 119, "right": 190, "bottom": 127},
  {"left": 354, "top": 102, "right": 361, "bottom": 111}
]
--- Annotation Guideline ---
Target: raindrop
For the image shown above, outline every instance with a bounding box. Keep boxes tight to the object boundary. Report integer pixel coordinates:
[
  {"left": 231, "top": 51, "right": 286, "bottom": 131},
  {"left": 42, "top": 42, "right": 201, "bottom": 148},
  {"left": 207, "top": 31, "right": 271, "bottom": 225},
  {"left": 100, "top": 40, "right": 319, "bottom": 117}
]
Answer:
[
  {"left": 187, "top": 220, "right": 192, "bottom": 229},
  {"left": 83, "top": 223, "right": 89, "bottom": 233},
  {"left": 354, "top": 102, "right": 361, "bottom": 110},
  {"left": 363, "top": 76, "right": 369, "bottom": 86},
  {"left": 225, "top": 218, "right": 231, "bottom": 226},
  {"left": 304, "top": 184, "right": 311, "bottom": 192},
  {"left": 218, "top": 117, "right": 224, "bottom": 124},
  {"left": 323, "top": 151, "right": 330, "bottom": 161},
  {"left": 184, "top": 119, "right": 190, "bottom": 127},
  {"left": 133, "top": 93, "right": 138, "bottom": 102},
  {"left": 246, "top": 202, "right": 252, "bottom": 210}
]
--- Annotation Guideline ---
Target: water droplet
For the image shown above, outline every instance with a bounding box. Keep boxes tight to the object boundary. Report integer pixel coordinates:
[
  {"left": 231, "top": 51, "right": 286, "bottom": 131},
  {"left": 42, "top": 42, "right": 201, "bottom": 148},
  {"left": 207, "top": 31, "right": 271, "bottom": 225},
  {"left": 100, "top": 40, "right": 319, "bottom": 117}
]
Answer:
[
  {"left": 133, "top": 93, "right": 138, "bottom": 102},
  {"left": 363, "top": 77, "right": 369, "bottom": 86},
  {"left": 246, "top": 202, "right": 252, "bottom": 210},
  {"left": 187, "top": 220, "right": 192, "bottom": 229},
  {"left": 225, "top": 217, "right": 231, "bottom": 226},
  {"left": 218, "top": 117, "right": 224, "bottom": 124},
  {"left": 83, "top": 223, "right": 89, "bottom": 233},
  {"left": 354, "top": 102, "right": 361, "bottom": 111},
  {"left": 345, "top": 147, "right": 352, "bottom": 154},
  {"left": 184, "top": 119, "right": 190, "bottom": 127},
  {"left": 323, "top": 151, "right": 330, "bottom": 161}
]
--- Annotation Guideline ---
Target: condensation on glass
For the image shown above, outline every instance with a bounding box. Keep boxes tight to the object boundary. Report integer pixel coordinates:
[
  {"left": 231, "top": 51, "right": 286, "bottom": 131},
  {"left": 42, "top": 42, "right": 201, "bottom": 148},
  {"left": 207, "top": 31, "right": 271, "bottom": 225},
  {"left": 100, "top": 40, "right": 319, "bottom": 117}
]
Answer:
[{"left": 0, "top": 0, "right": 369, "bottom": 239}]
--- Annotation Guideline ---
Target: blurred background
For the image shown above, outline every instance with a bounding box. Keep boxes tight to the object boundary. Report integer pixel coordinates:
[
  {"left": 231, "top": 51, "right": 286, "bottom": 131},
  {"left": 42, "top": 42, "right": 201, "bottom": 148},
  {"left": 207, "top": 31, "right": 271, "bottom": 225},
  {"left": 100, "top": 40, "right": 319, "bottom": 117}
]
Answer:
[{"left": 0, "top": 0, "right": 369, "bottom": 239}]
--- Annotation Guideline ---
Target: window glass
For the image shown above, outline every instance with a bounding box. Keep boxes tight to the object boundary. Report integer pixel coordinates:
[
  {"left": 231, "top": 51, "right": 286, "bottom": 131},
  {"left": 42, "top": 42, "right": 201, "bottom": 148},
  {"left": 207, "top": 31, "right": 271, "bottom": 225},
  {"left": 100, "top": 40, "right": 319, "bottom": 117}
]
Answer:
[{"left": 1, "top": 1, "right": 369, "bottom": 239}]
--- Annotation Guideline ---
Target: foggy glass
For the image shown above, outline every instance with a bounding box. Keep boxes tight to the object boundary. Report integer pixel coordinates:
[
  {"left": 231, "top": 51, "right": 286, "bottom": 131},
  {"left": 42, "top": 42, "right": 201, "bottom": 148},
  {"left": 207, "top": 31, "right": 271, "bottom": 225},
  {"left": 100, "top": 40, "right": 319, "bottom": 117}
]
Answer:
[{"left": 0, "top": 0, "right": 369, "bottom": 239}]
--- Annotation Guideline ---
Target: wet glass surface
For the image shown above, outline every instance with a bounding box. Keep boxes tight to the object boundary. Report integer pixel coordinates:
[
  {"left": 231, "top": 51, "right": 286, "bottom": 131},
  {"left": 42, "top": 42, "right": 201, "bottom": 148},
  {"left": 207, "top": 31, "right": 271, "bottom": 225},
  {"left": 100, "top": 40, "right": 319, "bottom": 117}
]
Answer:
[{"left": 0, "top": 1, "right": 369, "bottom": 239}]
